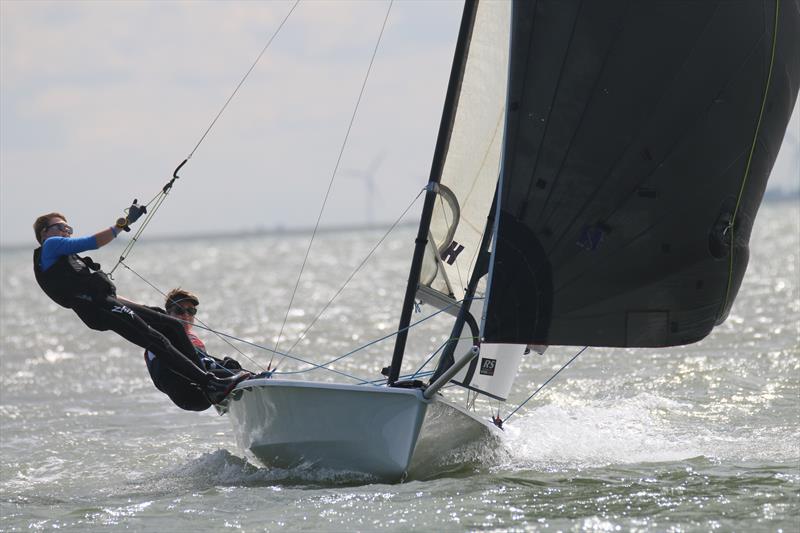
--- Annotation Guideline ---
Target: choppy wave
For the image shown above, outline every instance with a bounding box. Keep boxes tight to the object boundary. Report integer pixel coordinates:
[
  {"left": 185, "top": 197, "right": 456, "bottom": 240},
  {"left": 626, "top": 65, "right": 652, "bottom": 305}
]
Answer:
[
  {"left": 499, "top": 391, "right": 800, "bottom": 470},
  {"left": 1, "top": 203, "right": 798, "bottom": 531}
]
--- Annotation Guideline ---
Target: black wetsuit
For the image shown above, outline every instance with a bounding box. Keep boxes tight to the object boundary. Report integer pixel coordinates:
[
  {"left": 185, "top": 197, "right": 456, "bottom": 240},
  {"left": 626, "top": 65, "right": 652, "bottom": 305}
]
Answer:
[
  {"left": 33, "top": 240, "right": 211, "bottom": 388},
  {"left": 145, "top": 341, "right": 242, "bottom": 412}
]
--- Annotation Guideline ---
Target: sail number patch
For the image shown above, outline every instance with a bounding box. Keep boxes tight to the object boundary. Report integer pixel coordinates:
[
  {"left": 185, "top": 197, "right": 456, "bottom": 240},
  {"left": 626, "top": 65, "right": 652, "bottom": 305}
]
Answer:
[
  {"left": 479, "top": 358, "right": 496, "bottom": 376},
  {"left": 440, "top": 240, "right": 465, "bottom": 265}
]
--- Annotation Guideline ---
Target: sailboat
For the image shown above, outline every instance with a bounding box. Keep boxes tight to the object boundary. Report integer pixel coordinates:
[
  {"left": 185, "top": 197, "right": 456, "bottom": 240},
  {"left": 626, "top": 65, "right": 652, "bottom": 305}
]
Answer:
[{"left": 221, "top": 0, "right": 800, "bottom": 481}]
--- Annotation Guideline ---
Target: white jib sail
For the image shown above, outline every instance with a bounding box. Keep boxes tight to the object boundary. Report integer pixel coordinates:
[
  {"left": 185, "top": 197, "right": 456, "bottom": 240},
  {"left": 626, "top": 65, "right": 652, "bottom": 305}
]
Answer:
[
  {"left": 416, "top": 0, "right": 522, "bottom": 402},
  {"left": 419, "top": 0, "right": 512, "bottom": 302}
]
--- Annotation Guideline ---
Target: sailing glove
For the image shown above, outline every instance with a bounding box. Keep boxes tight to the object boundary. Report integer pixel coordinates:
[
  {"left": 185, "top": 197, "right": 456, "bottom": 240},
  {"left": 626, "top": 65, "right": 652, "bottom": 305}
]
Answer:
[
  {"left": 115, "top": 199, "right": 147, "bottom": 232},
  {"left": 126, "top": 199, "right": 147, "bottom": 224}
]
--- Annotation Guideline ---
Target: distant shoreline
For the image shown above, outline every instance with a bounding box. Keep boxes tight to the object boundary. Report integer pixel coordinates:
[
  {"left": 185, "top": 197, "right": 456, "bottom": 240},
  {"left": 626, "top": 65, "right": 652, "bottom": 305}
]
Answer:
[
  {"left": 0, "top": 220, "right": 418, "bottom": 252},
  {"left": 2, "top": 195, "right": 797, "bottom": 251}
]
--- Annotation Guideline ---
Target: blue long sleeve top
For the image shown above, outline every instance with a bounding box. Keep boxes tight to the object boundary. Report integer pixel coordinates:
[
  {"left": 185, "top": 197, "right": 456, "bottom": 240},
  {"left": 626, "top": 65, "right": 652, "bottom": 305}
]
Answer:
[{"left": 39, "top": 235, "right": 99, "bottom": 271}]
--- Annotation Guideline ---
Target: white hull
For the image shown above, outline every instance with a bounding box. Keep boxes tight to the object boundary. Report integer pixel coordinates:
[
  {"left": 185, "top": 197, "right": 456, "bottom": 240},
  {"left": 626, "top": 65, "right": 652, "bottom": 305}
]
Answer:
[
  {"left": 225, "top": 378, "right": 498, "bottom": 481},
  {"left": 408, "top": 396, "right": 498, "bottom": 477},
  {"left": 226, "top": 379, "right": 430, "bottom": 480}
]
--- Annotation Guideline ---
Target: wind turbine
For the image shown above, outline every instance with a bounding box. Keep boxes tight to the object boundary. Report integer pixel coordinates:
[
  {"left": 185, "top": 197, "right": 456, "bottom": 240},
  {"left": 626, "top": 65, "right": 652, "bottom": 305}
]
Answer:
[{"left": 342, "top": 153, "right": 385, "bottom": 227}]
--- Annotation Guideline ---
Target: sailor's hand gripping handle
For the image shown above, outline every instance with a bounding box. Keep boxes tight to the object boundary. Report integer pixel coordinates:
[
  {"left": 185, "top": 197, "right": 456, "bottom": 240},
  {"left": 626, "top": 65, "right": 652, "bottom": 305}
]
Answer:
[{"left": 115, "top": 199, "right": 147, "bottom": 232}]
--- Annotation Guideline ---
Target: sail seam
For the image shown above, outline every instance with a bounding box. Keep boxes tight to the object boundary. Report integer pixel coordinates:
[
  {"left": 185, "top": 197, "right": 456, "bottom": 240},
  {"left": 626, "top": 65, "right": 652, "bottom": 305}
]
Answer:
[{"left": 527, "top": 1, "right": 589, "bottom": 228}]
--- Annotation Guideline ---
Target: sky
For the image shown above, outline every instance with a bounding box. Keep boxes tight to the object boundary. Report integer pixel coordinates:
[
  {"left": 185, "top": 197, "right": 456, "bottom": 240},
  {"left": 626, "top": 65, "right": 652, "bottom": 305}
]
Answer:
[{"left": 1, "top": 0, "right": 798, "bottom": 247}]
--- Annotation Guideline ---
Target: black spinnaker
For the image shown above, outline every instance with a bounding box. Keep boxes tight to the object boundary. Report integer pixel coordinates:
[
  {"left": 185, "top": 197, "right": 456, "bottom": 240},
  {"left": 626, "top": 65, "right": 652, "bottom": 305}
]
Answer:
[{"left": 482, "top": 0, "right": 800, "bottom": 347}]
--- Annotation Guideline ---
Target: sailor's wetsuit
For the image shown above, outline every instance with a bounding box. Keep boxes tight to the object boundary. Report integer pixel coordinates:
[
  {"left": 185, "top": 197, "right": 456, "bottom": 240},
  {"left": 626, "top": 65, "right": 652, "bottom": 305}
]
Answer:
[
  {"left": 33, "top": 235, "right": 211, "bottom": 391},
  {"left": 144, "top": 323, "right": 240, "bottom": 411}
]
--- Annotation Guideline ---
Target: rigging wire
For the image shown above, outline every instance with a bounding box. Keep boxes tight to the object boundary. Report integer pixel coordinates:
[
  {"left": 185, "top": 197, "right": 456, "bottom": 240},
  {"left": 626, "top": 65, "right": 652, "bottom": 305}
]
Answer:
[
  {"left": 280, "top": 188, "right": 424, "bottom": 359},
  {"left": 190, "top": 294, "right": 464, "bottom": 382},
  {"left": 365, "top": 370, "right": 434, "bottom": 385},
  {"left": 410, "top": 337, "right": 451, "bottom": 380},
  {"left": 107, "top": 0, "right": 300, "bottom": 276},
  {"left": 118, "top": 242, "right": 466, "bottom": 382},
  {"left": 500, "top": 346, "right": 588, "bottom": 426},
  {"left": 275, "top": 299, "right": 464, "bottom": 379},
  {"left": 273, "top": 0, "right": 395, "bottom": 356},
  {"left": 188, "top": 0, "right": 301, "bottom": 159},
  {"left": 98, "top": 0, "right": 443, "bottom": 386},
  {"left": 108, "top": 188, "right": 172, "bottom": 276},
  {"left": 189, "top": 324, "right": 368, "bottom": 383},
  {"left": 407, "top": 299, "right": 483, "bottom": 381},
  {"left": 118, "top": 261, "right": 265, "bottom": 371},
  {"left": 117, "top": 187, "right": 440, "bottom": 379}
]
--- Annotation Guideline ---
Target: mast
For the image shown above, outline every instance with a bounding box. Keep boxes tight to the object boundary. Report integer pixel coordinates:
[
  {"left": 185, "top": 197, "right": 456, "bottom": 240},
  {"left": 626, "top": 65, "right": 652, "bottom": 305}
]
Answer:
[{"left": 387, "top": 0, "right": 479, "bottom": 385}]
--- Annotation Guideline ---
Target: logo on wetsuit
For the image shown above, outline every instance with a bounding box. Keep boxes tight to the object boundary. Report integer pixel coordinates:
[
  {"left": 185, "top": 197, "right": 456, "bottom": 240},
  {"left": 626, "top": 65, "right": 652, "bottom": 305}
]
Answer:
[{"left": 111, "top": 305, "right": 135, "bottom": 318}]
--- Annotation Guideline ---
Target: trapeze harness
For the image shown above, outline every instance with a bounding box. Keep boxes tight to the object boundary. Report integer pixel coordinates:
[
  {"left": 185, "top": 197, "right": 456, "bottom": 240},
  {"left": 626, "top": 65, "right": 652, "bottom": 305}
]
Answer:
[{"left": 32, "top": 247, "right": 115, "bottom": 313}]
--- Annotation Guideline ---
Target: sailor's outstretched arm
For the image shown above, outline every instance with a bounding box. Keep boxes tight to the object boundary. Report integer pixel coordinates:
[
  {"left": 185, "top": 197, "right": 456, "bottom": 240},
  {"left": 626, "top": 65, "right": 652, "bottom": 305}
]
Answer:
[{"left": 94, "top": 226, "right": 119, "bottom": 247}]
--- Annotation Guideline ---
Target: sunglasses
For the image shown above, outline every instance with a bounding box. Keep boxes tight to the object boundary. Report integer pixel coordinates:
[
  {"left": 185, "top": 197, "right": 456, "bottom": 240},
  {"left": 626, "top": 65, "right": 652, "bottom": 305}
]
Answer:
[
  {"left": 45, "top": 223, "right": 73, "bottom": 235},
  {"left": 170, "top": 306, "right": 197, "bottom": 317}
]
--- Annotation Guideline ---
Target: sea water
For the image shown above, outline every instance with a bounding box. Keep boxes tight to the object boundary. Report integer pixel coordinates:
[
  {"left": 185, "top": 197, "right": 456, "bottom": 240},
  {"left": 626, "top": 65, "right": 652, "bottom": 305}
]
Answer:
[{"left": 1, "top": 202, "right": 798, "bottom": 531}]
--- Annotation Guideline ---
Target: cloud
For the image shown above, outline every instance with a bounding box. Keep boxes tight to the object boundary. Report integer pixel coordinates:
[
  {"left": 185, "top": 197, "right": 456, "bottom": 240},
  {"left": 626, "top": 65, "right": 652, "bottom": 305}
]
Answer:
[
  {"left": 1, "top": 1, "right": 461, "bottom": 245},
  {"left": 1, "top": 1, "right": 797, "bottom": 247}
]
